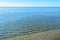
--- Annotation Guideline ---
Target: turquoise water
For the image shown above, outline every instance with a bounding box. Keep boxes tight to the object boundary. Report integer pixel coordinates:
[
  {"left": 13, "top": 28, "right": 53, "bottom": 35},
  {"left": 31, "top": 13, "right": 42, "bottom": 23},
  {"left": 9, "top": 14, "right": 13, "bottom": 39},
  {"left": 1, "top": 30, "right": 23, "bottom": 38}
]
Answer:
[{"left": 0, "top": 7, "right": 60, "bottom": 40}]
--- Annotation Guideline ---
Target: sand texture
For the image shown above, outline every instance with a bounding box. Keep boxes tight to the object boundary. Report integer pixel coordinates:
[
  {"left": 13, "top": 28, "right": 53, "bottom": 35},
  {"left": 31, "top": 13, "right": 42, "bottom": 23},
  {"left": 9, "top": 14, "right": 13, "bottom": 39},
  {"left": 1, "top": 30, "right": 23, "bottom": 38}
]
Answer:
[{"left": 5, "top": 29, "right": 60, "bottom": 40}]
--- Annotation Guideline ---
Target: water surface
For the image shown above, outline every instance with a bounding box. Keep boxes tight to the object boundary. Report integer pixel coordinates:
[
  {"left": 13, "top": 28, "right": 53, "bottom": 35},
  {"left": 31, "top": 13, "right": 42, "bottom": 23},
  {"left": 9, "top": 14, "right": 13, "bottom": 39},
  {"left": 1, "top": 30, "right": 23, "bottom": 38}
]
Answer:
[{"left": 0, "top": 7, "right": 60, "bottom": 40}]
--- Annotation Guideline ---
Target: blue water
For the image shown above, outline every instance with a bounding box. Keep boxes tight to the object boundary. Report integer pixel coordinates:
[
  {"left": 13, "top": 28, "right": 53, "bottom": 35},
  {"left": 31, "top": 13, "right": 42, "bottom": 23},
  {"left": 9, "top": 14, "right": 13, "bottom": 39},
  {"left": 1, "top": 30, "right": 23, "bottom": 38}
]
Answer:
[{"left": 0, "top": 7, "right": 60, "bottom": 40}]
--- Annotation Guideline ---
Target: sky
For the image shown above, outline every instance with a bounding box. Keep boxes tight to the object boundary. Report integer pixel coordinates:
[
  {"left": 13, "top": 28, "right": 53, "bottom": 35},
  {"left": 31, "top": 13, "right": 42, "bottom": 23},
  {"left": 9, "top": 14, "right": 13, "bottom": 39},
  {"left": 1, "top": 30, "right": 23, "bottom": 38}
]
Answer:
[{"left": 0, "top": 0, "right": 60, "bottom": 7}]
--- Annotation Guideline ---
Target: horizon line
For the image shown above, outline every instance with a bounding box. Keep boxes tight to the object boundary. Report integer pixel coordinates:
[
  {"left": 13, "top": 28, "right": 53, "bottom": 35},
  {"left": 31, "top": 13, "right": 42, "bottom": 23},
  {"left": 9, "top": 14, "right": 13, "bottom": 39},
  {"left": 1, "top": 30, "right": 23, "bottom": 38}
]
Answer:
[{"left": 0, "top": 6, "right": 59, "bottom": 8}]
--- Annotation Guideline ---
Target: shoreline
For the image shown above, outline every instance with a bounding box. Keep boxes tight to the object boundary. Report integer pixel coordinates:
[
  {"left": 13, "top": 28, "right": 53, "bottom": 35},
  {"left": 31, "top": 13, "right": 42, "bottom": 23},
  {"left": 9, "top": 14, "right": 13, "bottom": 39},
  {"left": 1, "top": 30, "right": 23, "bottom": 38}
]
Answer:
[{"left": 5, "top": 29, "right": 60, "bottom": 40}]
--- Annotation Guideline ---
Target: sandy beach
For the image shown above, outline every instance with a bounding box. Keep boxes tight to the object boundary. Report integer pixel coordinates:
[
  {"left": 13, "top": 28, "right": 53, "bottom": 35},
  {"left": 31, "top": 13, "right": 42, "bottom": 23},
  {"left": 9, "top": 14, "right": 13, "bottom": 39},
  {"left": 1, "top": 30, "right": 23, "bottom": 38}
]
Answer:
[{"left": 5, "top": 29, "right": 60, "bottom": 40}]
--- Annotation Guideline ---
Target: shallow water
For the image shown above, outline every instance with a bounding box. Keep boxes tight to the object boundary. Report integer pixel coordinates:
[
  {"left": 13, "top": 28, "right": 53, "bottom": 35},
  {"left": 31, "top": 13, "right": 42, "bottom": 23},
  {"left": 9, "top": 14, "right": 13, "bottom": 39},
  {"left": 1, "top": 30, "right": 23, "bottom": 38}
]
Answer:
[{"left": 0, "top": 7, "right": 60, "bottom": 40}]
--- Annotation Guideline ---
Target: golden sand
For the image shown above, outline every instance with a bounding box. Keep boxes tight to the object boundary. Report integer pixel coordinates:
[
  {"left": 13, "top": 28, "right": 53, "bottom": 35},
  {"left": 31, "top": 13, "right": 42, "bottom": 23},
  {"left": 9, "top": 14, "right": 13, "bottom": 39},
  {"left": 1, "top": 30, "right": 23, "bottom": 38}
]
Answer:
[{"left": 5, "top": 29, "right": 60, "bottom": 40}]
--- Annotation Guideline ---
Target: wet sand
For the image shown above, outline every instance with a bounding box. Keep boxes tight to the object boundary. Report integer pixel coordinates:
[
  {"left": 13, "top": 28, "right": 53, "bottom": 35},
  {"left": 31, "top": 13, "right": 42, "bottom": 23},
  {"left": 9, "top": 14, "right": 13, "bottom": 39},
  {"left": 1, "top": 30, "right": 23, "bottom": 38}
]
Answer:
[{"left": 5, "top": 29, "right": 60, "bottom": 40}]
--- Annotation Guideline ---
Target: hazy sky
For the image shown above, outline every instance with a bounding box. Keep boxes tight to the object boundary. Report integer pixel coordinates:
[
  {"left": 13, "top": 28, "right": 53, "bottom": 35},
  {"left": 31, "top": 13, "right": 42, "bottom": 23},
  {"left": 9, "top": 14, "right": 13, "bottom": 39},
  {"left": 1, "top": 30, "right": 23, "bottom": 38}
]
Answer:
[{"left": 0, "top": 0, "right": 60, "bottom": 7}]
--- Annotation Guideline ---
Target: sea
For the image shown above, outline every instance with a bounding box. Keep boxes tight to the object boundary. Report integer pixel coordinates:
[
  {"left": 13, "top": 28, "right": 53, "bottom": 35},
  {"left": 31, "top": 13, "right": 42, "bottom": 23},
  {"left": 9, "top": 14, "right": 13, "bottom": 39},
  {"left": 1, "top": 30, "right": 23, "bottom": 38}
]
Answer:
[{"left": 0, "top": 7, "right": 60, "bottom": 40}]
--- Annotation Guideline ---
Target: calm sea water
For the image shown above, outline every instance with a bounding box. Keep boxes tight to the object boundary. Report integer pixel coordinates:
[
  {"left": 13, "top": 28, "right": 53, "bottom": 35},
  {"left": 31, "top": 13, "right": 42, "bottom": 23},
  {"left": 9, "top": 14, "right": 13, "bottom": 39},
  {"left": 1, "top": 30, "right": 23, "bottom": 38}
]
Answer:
[{"left": 0, "top": 7, "right": 60, "bottom": 40}]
